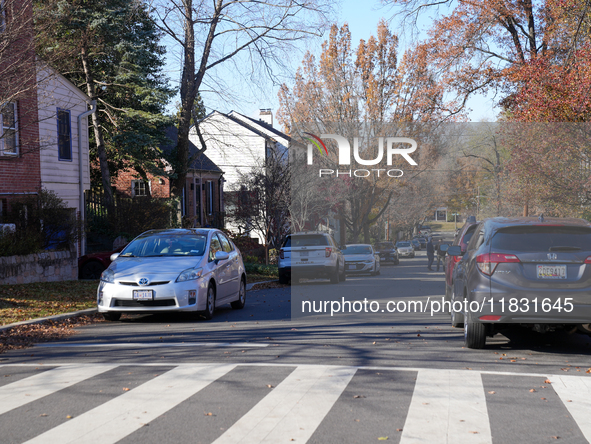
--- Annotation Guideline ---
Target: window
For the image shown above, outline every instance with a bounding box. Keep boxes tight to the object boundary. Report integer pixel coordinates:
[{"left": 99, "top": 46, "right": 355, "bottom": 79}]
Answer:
[
  {"left": 1, "top": 102, "right": 17, "bottom": 155},
  {"left": 209, "top": 234, "right": 222, "bottom": 261},
  {"left": 217, "top": 232, "right": 233, "bottom": 253},
  {"left": 57, "top": 109, "right": 72, "bottom": 160},
  {"left": 131, "top": 180, "right": 150, "bottom": 197},
  {"left": 210, "top": 182, "right": 214, "bottom": 214}
]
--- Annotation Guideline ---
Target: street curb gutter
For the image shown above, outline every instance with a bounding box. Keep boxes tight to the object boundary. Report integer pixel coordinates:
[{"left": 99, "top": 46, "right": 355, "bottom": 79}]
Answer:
[
  {"left": 0, "top": 308, "right": 97, "bottom": 333},
  {"left": 246, "top": 280, "right": 276, "bottom": 291}
]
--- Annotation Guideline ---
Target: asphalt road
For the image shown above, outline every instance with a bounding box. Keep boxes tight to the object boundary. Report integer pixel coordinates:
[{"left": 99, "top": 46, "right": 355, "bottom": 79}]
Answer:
[{"left": 2, "top": 232, "right": 591, "bottom": 443}]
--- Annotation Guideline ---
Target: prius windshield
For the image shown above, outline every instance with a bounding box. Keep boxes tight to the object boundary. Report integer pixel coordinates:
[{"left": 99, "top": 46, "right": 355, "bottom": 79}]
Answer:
[{"left": 120, "top": 234, "right": 208, "bottom": 257}]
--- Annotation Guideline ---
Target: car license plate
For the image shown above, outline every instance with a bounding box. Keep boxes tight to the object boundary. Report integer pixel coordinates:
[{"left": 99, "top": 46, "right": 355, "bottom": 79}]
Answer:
[
  {"left": 133, "top": 289, "right": 154, "bottom": 300},
  {"left": 537, "top": 265, "right": 566, "bottom": 279},
  {"left": 346, "top": 264, "right": 353, "bottom": 270},
  {"left": 299, "top": 251, "right": 309, "bottom": 257}
]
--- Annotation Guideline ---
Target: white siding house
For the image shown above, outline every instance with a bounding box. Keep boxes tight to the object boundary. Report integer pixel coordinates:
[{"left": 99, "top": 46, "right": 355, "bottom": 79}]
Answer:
[
  {"left": 188, "top": 109, "right": 290, "bottom": 241},
  {"left": 36, "top": 63, "right": 94, "bottom": 255}
]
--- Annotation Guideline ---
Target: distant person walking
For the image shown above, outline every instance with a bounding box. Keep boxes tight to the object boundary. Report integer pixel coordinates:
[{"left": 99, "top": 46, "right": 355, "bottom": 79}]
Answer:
[
  {"left": 426, "top": 237, "right": 434, "bottom": 271},
  {"left": 436, "top": 240, "right": 446, "bottom": 272}
]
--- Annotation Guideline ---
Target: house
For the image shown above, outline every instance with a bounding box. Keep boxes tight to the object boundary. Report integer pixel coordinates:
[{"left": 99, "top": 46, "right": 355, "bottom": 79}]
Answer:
[
  {"left": 36, "top": 61, "right": 95, "bottom": 256},
  {"left": 189, "top": 109, "right": 290, "bottom": 240},
  {"left": 112, "top": 126, "right": 225, "bottom": 228},
  {"left": 0, "top": 0, "right": 95, "bottom": 256},
  {"left": 0, "top": 0, "right": 41, "bottom": 220}
]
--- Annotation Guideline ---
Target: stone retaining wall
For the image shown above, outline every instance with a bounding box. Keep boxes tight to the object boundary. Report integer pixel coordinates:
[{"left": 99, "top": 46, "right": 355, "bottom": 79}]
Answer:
[{"left": 0, "top": 249, "right": 78, "bottom": 285}]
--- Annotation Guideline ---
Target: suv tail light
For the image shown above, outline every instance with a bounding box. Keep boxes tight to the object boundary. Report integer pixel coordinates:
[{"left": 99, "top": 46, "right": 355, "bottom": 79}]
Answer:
[
  {"left": 477, "top": 253, "right": 520, "bottom": 276},
  {"left": 325, "top": 247, "right": 332, "bottom": 257},
  {"left": 452, "top": 255, "right": 462, "bottom": 264},
  {"left": 585, "top": 256, "right": 591, "bottom": 264},
  {"left": 279, "top": 249, "right": 284, "bottom": 259}
]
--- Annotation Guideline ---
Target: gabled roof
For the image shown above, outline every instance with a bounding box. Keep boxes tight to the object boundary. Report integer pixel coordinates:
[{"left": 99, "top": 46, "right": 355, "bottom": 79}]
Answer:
[
  {"left": 160, "top": 126, "right": 223, "bottom": 173},
  {"left": 196, "top": 110, "right": 295, "bottom": 144},
  {"left": 228, "top": 111, "right": 292, "bottom": 142}
]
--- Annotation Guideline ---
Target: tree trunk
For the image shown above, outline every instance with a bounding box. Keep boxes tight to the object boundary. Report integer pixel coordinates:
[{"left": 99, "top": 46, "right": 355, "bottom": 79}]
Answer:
[
  {"left": 523, "top": 202, "right": 529, "bottom": 217},
  {"left": 363, "top": 222, "right": 370, "bottom": 243},
  {"left": 80, "top": 46, "right": 113, "bottom": 208}
]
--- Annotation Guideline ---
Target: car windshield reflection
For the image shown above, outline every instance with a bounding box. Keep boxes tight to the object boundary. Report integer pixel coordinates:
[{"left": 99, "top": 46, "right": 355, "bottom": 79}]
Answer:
[{"left": 119, "top": 234, "right": 207, "bottom": 257}]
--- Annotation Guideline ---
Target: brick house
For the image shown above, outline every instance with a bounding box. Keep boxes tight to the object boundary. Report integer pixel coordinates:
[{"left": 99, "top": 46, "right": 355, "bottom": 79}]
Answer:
[
  {"left": 112, "top": 126, "right": 225, "bottom": 228},
  {"left": 0, "top": 0, "right": 41, "bottom": 218}
]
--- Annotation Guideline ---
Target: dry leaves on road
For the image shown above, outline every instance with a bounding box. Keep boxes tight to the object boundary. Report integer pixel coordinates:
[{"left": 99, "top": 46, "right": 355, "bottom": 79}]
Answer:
[{"left": 0, "top": 314, "right": 104, "bottom": 354}]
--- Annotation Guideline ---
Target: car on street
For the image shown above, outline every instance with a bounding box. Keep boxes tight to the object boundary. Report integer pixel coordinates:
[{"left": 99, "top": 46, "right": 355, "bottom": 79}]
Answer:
[
  {"left": 343, "top": 244, "right": 380, "bottom": 275},
  {"left": 410, "top": 238, "right": 421, "bottom": 250},
  {"left": 448, "top": 217, "right": 591, "bottom": 349},
  {"left": 373, "top": 241, "right": 399, "bottom": 265},
  {"left": 413, "top": 236, "right": 427, "bottom": 248},
  {"left": 396, "top": 241, "right": 415, "bottom": 258},
  {"left": 278, "top": 232, "right": 346, "bottom": 284},
  {"left": 444, "top": 216, "right": 479, "bottom": 306},
  {"left": 97, "top": 228, "right": 246, "bottom": 321},
  {"left": 78, "top": 246, "right": 125, "bottom": 280}
]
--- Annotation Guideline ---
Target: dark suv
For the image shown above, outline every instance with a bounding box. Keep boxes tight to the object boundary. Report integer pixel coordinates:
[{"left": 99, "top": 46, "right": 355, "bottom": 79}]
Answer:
[
  {"left": 449, "top": 217, "right": 591, "bottom": 349},
  {"left": 374, "top": 242, "right": 399, "bottom": 265}
]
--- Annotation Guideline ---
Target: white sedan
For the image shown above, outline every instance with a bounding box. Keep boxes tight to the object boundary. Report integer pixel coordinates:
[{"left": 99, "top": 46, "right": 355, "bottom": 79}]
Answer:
[
  {"left": 343, "top": 244, "right": 380, "bottom": 276},
  {"left": 97, "top": 228, "right": 246, "bottom": 321},
  {"left": 396, "top": 241, "right": 415, "bottom": 258}
]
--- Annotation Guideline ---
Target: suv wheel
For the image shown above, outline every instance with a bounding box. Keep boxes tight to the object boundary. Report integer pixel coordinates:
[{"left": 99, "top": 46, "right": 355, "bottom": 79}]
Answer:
[
  {"left": 339, "top": 265, "right": 346, "bottom": 282},
  {"left": 464, "top": 316, "right": 486, "bottom": 349},
  {"left": 279, "top": 272, "right": 289, "bottom": 285},
  {"left": 450, "top": 290, "right": 464, "bottom": 327},
  {"left": 330, "top": 265, "right": 340, "bottom": 284}
]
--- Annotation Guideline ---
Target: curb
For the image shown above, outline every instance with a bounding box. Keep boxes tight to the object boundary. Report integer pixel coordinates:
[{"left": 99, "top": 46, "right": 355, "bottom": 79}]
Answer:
[
  {"left": 0, "top": 308, "right": 97, "bottom": 333},
  {"left": 246, "top": 280, "right": 277, "bottom": 291}
]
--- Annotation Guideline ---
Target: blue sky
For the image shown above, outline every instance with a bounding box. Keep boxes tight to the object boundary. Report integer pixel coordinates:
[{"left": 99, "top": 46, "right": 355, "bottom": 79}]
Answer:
[{"left": 165, "top": 0, "right": 497, "bottom": 124}]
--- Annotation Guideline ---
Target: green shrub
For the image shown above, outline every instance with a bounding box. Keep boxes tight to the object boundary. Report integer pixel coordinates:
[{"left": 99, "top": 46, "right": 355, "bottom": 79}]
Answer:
[{"left": 244, "top": 263, "right": 278, "bottom": 277}]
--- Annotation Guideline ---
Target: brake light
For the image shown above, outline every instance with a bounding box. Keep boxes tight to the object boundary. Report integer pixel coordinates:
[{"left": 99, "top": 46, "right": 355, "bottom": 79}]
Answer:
[
  {"left": 477, "top": 253, "right": 520, "bottom": 275},
  {"left": 453, "top": 255, "right": 462, "bottom": 264},
  {"left": 325, "top": 247, "right": 332, "bottom": 257},
  {"left": 585, "top": 256, "right": 591, "bottom": 264},
  {"left": 480, "top": 315, "right": 501, "bottom": 321},
  {"left": 280, "top": 249, "right": 284, "bottom": 259}
]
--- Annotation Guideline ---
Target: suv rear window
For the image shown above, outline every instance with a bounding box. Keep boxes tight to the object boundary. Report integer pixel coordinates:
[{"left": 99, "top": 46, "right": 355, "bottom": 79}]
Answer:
[
  {"left": 460, "top": 227, "right": 476, "bottom": 247},
  {"left": 284, "top": 235, "right": 329, "bottom": 247},
  {"left": 492, "top": 226, "right": 591, "bottom": 252}
]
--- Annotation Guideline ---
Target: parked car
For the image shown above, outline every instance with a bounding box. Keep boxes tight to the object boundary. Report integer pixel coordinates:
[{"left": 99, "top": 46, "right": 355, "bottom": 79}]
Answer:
[
  {"left": 278, "top": 232, "right": 346, "bottom": 284},
  {"left": 396, "top": 241, "right": 415, "bottom": 258},
  {"left": 343, "top": 244, "right": 380, "bottom": 276},
  {"left": 444, "top": 216, "right": 478, "bottom": 307},
  {"left": 419, "top": 225, "right": 432, "bottom": 235},
  {"left": 78, "top": 246, "right": 125, "bottom": 280},
  {"left": 374, "top": 241, "right": 399, "bottom": 265},
  {"left": 410, "top": 238, "right": 421, "bottom": 250},
  {"left": 413, "top": 236, "right": 427, "bottom": 248},
  {"left": 97, "top": 228, "right": 246, "bottom": 321},
  {"left": 448, "top": 217, "right": 591, "bottom": 349}
]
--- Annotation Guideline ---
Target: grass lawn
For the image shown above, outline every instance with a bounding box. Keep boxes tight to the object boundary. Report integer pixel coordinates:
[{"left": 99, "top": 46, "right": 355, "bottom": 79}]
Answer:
[
  {"left": 0, "top": 280, "right": 99, "bottom": 326},
  {"left": 428, "top": 221, "right": 461, "bottom": 232}
]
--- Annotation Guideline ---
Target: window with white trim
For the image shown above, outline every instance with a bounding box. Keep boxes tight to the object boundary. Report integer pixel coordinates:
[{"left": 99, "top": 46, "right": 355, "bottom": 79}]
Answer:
[
  {"left": 0, "top": 102, "right": 18, "bottom": 155},
  {"left": 131, "top": 180, "right": 150, "bottom": 197},
  {"left": 57, "top": 109, "right": 72, "bottom": 161}
]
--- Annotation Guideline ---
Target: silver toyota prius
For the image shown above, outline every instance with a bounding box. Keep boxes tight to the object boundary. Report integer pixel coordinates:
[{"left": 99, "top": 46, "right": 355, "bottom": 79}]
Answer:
[{"left": 97, "top": 228, "right": 246, "bottom": 321}]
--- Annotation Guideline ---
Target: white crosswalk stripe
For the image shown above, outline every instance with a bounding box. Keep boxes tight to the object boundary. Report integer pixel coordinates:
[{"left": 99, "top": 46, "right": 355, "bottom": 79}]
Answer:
[
  {"left": 0, "top": 364, "right": 116, "bottom": 415},
  {"left": 213, "top": 365, "right": 357, "bottom": 444},
  {"left": 548, "top": 374, "right": 591, "bottom": 443},
  {"left": 0, "top": 363, "right": 589, "bottom": 444},
  {"left": 400, "top": 369, "right": 492, "bottom": 444},
  {"left": 23, "top": 364, "right": 236, "bottom": 444}
]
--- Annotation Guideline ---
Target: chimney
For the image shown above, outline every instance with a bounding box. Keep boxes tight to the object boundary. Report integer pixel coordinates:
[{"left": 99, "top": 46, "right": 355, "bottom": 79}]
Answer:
[{"left": 259, "top": 109, "right": 273, "bottom": 127}]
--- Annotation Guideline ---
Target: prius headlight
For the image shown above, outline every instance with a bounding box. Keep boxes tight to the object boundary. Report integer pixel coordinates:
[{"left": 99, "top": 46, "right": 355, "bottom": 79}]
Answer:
[
  {"left": 100, "top": 268, "right": 115, "bottom": 283},
  {"left": 176, "top": 267, "right": 203, "bottom": 282}
]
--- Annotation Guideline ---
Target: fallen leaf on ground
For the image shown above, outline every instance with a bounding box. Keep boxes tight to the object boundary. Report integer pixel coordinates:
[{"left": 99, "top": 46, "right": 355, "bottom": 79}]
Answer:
[{"left": 487, "top": 391, "right": 495, "bottom": 394}]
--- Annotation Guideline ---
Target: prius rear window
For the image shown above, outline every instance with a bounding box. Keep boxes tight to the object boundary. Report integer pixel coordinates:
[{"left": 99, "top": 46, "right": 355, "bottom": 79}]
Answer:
[{"left": 492, "top": 226, "right": 591, "bottom": 252}]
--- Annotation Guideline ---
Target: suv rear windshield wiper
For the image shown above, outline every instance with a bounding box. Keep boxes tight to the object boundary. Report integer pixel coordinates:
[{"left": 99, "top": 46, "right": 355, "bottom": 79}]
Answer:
[{"left": 548, "top": 246, "right": 582, "bottom": 252}]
